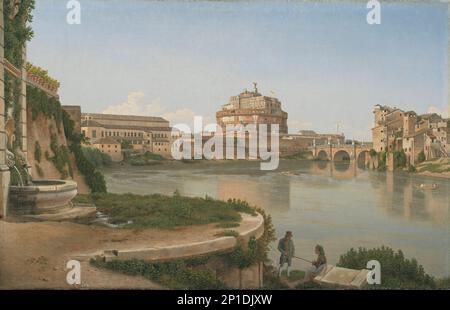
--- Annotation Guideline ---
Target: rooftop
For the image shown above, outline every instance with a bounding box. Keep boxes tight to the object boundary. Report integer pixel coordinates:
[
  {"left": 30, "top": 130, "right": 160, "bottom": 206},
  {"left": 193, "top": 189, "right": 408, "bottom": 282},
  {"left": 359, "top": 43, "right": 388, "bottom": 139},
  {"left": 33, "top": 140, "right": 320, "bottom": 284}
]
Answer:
[{"left": 82, "top": 113, "right": 168, "bottom": 123}]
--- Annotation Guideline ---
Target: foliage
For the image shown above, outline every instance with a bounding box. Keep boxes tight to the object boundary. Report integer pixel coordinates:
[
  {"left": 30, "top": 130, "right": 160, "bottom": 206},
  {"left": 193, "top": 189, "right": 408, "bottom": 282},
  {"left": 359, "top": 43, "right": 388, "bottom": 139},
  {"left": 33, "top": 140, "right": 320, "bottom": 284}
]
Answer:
[
  {"left": 34, "top": 141, "right": 41, "bottom": 163},
  {"left": 418, "top": 151, "right": 426, "bottom": 163},
  {"left": 254, "top": 208, "right": 276, "bottom": 265},
  {"left": 81, "top": 147, "right": 112, "bottom": 168},
  {"left": 377, "top": 151, "right": 386, "bottom": 171},
  {"left": 91, "top": 258, "right": 226, "bottom": 290},
  {"left": 284, "top": 150, "right": 313, "bottom": 160},
  {"left": 369, "top": 149, "right": 377, "bottom": 158},
  {"left": 227, "top": 237, "right": 259, "bottom": 269},
  {"left": 215, "top": 222, "right": 240, "bottom": 228},
  {"left": 3, "top": 0, "right": 35, "bottom": 68},
  {"left": 126, "top": 151, "right": 166, "bottom": 166},
  {"left": 48, "top": 133, "right": 72, "bottom": 179},
  {"left": 88, "top": 192, "right": 255, "bottom": 229},
  {"left": 337, "top": 246, "right": 436, "bottom": 289},
  {"left": 62, "top": 110, "right": 107, "bottom": 193},
  {"left": 393, "top": 150, "right": 407, "bottom": 170},
  {"left": 35, "top": 163, "right": 44, "bottom": 177},
  {"left": 120, "top": 140, "right": 133, "bottom": 150},
  {"left": 27, "top": 85, "right": 62, "bottom": 131},
  {"left": 417, "top": 162, "right": 450, "bottom": 173},
  {"left": 26, "top": 62, "right": 60, "bottom": 89},
  {"left": 4, "top": 72, "right": 23, "bottom": 150},
  {"left": 215, "top": 230, "right": 240, "bottom": 238}
]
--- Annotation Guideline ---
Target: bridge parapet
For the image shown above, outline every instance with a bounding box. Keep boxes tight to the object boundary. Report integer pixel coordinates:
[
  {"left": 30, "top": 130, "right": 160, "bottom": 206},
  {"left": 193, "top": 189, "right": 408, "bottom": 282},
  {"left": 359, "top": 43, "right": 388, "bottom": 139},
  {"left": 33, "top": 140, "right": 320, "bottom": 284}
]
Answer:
[{"left": 309, "top": 144, "right": 372, "bottom": 162}]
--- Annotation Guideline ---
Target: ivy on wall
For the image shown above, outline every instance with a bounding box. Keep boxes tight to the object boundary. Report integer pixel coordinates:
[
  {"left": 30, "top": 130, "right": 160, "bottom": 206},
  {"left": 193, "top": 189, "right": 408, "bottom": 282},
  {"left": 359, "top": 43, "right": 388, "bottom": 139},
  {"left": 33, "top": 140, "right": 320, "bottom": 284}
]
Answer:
[
  {"left": 4, "top": 72, "right": 22, "bottom": 150},
  {"left": 27, "top": 84, "right": 106, "bottom": 192},
  {"left": 3, "top": 0, "right": 35, "bottom": 68},
  {"left": 27, "top": 85, "right": 63, "bottom": 132},
  {"left": 63, "top": 111, "right": 107, "bottom": 193}
]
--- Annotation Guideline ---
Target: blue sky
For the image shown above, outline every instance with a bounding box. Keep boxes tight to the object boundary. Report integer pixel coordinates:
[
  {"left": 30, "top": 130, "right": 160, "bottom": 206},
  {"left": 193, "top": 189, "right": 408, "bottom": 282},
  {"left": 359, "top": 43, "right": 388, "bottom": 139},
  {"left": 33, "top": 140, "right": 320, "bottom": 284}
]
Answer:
[{"left": 28, "top": 0, "right": 448, "bottom": 140}]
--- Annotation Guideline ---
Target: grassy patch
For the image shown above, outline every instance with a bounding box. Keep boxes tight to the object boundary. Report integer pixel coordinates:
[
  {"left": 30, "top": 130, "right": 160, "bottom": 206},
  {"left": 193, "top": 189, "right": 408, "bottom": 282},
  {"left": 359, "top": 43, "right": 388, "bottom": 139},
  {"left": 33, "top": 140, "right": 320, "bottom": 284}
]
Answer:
[
  {"left": 215, "top": 222, "right": 240, "bottom": 228},
  {"left": 215, "top": 230, "right": 240, "bottom": 238},
  {"left": 91, "top": 258, "right": 226, "bottom": 289},
  {"left": 89, "top": 192, "right": 256, "bottom": 229},
  {"left": 417, "top": 163, "right": 450, "bottom": 173}
]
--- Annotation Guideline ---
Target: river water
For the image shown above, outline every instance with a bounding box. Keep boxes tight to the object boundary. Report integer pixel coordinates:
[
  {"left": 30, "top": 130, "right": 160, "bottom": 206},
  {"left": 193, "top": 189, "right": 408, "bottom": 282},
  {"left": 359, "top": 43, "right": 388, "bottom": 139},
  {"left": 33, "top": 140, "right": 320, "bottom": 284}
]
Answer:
[{"left": 101, "top": 160, "right": 449, "bottom": 277}]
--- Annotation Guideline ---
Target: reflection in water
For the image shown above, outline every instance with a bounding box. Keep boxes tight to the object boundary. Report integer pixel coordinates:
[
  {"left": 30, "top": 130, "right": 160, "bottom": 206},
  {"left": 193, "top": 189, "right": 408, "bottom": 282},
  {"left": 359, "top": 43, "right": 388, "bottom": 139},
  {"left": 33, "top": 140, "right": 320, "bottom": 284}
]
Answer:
[{"left": 102, "top": 160, "right": 449, "bottom": 277}]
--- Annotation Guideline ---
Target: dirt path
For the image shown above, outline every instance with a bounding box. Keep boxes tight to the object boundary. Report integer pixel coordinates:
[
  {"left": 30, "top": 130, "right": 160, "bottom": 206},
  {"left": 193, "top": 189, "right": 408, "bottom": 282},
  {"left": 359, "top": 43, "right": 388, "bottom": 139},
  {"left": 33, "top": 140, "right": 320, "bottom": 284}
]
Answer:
[{"left": 0, "top": 219, "right": 222, "bottom": 289}]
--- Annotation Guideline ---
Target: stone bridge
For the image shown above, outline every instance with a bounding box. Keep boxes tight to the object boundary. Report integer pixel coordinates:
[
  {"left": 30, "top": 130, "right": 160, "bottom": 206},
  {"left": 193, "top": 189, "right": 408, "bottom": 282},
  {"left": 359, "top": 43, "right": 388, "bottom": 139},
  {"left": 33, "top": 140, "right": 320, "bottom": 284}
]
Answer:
[{"left": 310, "top": 144, "right": 372, "bottom": 164}]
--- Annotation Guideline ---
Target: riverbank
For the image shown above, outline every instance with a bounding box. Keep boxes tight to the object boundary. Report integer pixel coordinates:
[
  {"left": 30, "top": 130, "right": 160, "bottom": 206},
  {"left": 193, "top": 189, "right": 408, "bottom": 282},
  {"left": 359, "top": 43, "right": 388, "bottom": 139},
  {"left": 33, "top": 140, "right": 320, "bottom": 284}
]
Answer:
[{"left": 415, "top": 158, "right": 450, "bottom": 179}]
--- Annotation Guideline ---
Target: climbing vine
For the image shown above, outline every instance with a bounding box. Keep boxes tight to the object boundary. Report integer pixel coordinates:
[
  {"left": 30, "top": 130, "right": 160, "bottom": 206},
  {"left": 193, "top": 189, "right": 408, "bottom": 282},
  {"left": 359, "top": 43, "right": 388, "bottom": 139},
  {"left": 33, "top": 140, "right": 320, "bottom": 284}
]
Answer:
[
  {"left": 27, "top": 85, "right": 63, "bottom": 132},
  {"left": 63, "top": 111, "right": 107, "bottom": 193},
  {"left": 4, "top": 72, "right": 22, "bottom": 150},
  {"left": 3, "top": 0, "right": 35, "bottom": 68}
]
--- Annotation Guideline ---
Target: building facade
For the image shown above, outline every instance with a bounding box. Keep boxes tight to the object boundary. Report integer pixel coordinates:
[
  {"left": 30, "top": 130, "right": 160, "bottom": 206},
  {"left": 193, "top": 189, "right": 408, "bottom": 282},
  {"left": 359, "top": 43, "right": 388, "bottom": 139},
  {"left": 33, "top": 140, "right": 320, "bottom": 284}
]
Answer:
[
  {"left": 81, "top": 113, "right": 172, "bottom": 157},
  {"left": 372, "top": 104, "right": 450, "bottom": 164}
]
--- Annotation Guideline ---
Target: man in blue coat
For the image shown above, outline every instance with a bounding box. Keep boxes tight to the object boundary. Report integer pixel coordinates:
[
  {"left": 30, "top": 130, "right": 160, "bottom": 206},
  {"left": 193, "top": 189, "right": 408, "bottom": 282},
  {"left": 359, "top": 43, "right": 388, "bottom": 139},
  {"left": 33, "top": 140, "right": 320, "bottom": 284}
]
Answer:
[{"left": 278, "top": 231, "right": 295, "bottom": 277}]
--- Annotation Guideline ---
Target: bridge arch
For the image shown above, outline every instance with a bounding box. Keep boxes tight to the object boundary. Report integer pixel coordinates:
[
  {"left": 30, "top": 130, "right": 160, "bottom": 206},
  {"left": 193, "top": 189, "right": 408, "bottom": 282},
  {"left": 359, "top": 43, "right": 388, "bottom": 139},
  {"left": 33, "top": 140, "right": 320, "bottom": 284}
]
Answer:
[
  {"left": 357, "top": 150, "right": 370, "bottom": 168},
  {"left": 333, "top": 150, "right": 351, "bottom": 161},
  {"left": 317, "top": 150, "right": 329, "bottom": 160}
]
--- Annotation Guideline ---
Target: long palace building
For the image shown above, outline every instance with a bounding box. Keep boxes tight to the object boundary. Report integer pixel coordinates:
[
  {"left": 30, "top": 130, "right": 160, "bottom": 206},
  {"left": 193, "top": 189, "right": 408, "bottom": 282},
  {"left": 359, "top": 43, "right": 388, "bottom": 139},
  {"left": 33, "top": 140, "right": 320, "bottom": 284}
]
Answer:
[{"left": 81, "top": 113, "right": 172, "bottom": 157}]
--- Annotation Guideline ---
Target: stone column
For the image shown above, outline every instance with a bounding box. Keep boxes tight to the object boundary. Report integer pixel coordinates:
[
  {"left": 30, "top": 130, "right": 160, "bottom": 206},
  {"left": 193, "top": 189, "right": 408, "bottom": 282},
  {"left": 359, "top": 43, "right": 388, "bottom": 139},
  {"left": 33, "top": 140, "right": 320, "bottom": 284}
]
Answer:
[
  {"left": 20, "top": 46, "right": 27, "bottom": 160},
  {"left": 0, "top": 1, "right": 11, "bottom": 219}
]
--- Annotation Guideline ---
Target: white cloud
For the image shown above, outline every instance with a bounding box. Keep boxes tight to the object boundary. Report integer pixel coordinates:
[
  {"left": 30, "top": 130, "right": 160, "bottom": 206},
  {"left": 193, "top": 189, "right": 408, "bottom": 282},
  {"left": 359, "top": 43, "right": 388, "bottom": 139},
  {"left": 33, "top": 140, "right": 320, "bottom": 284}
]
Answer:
[
  {"left": 102, "top": 91, "right": 164, "bottom": 116},
  {"left": 427, "top": 105, "right": 448, "bottom": 118},
  {"left": 102, "top": 91, "right": 215, "bottom": 132},
  {"left": 287, "top": 119, "right": 313, "bottom": 133}
]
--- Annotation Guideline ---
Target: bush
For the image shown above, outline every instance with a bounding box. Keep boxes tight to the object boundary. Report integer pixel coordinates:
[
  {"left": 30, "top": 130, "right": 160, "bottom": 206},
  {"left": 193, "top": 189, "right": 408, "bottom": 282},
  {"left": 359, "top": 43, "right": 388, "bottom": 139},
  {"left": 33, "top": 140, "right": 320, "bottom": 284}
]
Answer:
[
  {"left": 377, "top": 151, "right": 387, "bottom": 171},
  {"left": 34, "top": 141, "right": 41, "bottom": 163},
  {"left": 393, "top": 151, "right": 407, "bottom": 170},
  {"left": 418, "top": 151, "right": 426, "bottom": 163},
  {"left": 63, "top": 110, "right": 107, "bottom": 193},
  {"left": 91, "top": 259, "right": 225, "bottom": 289},
  {"left": 82, "top": 147, "right": 112, "bottom": 168},
  {"left": 337, "top": 246, "right": 436, "bottom": 289}
]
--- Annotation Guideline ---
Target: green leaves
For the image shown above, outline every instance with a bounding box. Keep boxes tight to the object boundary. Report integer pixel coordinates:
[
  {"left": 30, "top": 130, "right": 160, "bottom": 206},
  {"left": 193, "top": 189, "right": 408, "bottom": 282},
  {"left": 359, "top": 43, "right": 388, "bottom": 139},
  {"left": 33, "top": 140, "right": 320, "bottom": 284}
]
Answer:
[{"left": 337, "top": 246, "right": 437, "bottom": 289}]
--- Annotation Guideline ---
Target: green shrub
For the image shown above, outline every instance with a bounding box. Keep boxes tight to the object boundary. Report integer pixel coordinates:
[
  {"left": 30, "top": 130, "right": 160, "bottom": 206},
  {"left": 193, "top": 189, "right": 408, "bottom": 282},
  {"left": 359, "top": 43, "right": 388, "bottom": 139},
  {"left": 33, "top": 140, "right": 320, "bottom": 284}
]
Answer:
[
  {"left": 35, "top": 164, "right": 44, "bottom": 177},
  {"left": 4, "top": 0, "right": 35, "bottom": 68},
  {"left": 82, "top": 147, "right": 112, "bottom": 168},
  {"left": 62, "top": 110, "right": 107, "bottom": 193},
  {"left": 34, "top": 141, "right": 41, "bottom": 163},
  {"left": 337, "top": 246, "right": 436, "bottom": 289},
  {"left": 393, "top": 150, "right": 407, "bottom": 170},
  {"left": 91, "top": 259, "right": 226, "bottom": 290},
  {"left": 377, "top": 151, "right": 387, "bottom": 171},
  {"left": 418, "top": 151, "right": 426, "bottom": 163}
]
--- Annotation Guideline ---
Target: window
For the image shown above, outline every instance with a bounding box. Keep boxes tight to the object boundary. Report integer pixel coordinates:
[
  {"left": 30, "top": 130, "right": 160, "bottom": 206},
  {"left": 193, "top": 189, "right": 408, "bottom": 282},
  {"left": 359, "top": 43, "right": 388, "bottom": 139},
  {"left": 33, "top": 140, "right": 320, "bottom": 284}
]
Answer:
[{"left": 92, "top": 130, "right": 97, "bottom": 138}]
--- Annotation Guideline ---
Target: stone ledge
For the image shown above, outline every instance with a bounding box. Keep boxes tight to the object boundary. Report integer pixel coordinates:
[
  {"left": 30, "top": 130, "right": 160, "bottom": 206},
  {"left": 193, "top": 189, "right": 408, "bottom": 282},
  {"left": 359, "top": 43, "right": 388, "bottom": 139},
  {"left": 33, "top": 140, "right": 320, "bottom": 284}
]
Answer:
[{"left": 73, "top": 212, "right": 264, "bottom": 263}]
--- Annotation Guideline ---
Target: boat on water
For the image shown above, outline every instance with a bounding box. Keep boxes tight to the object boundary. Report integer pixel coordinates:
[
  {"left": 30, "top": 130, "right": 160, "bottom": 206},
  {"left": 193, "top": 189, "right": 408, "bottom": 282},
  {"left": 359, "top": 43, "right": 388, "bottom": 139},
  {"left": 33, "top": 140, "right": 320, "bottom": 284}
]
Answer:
[
  {"left": 417, "top": 183, "right": 439, "bottom": 191},
  {"left": 281, "top": 171, "right": 300, "bottom": 177}
]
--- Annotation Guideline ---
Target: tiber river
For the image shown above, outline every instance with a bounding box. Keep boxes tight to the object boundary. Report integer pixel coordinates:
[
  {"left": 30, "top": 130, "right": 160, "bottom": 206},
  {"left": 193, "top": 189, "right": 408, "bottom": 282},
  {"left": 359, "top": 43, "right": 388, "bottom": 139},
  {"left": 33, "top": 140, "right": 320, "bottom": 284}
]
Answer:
[{"left": 101, "top": 160, "right": 450, "bottom": 277}]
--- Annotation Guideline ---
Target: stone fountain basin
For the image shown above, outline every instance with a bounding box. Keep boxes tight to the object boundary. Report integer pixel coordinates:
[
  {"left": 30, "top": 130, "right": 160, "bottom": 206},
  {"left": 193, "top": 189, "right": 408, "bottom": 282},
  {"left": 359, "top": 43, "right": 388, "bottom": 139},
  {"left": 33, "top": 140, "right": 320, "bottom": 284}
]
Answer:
[{"left": 9, "top": 180, "right": 78, "bottom": 215}]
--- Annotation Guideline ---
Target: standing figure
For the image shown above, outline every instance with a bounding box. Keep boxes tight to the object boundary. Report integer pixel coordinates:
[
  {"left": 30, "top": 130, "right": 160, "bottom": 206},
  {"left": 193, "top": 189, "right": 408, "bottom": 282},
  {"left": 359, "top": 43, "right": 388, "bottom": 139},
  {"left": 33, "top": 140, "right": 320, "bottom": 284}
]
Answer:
[{"left": 278, "top": 231, "right": 295, "bottom": 277}]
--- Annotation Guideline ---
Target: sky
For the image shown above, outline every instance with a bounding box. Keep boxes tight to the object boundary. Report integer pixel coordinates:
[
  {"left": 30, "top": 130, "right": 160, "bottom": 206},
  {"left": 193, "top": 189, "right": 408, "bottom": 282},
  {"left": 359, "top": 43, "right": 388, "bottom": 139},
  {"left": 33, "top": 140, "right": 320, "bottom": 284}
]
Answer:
[{"left": 27, "top": 0, "right": 448, "bottom": 141}]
